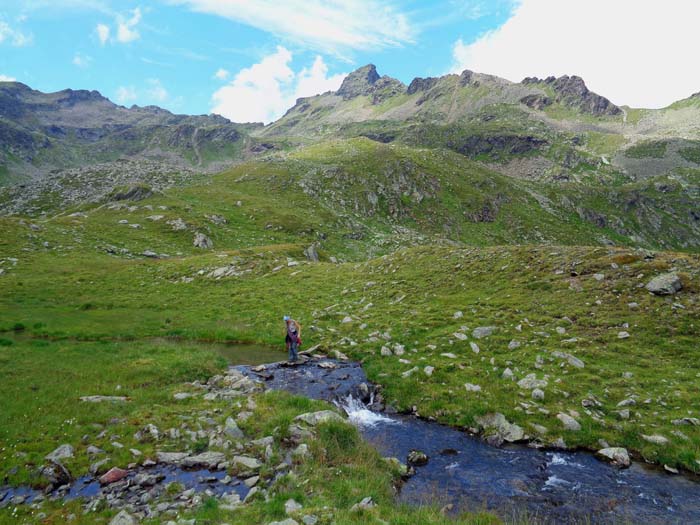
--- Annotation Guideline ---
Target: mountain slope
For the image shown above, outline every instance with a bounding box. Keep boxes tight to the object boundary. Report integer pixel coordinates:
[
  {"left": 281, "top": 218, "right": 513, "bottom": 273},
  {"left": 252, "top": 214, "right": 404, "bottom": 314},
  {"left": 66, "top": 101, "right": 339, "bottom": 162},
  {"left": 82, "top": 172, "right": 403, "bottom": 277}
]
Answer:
[{"left": 0, "top": 81, "right": 271, "bottom": 184}]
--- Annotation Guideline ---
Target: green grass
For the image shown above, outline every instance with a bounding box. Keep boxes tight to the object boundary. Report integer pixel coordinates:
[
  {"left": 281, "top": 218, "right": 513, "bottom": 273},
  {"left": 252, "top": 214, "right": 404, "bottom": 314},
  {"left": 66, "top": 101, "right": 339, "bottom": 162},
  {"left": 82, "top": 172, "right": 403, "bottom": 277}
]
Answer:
[
  {"left": 678, "top": 142, "right": 700, "bottom": 164},
  {"left": 624, "top": 140, "right": 668, "bottom": 159}
]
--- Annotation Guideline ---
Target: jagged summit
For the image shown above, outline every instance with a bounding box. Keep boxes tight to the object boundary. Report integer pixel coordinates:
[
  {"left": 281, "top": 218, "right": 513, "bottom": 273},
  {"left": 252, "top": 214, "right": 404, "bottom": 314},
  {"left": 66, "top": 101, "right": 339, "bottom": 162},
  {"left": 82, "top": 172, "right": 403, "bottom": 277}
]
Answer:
[
  {"left": 335, "top": 64, "right": 405, "bottom": 103},
  {"left": 521, "top": 75, "right": 621, "bottom": 116}
]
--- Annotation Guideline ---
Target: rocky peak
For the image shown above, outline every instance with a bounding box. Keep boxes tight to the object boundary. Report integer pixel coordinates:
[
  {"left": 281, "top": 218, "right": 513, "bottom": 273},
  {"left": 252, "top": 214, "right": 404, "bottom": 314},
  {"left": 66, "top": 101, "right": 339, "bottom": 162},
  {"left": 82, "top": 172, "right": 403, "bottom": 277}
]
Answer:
[
  {"left": 336, "top": 64, "right": 380, "bottom": 99},
  {"left": 56, "top": 88, "right": 110, "bottom": 107},
  {"left": 407, "top": 77, "right": 439, "bottom": 95},
  {"left": 520, "top": 75, "right": 621, "bottom": 116}
]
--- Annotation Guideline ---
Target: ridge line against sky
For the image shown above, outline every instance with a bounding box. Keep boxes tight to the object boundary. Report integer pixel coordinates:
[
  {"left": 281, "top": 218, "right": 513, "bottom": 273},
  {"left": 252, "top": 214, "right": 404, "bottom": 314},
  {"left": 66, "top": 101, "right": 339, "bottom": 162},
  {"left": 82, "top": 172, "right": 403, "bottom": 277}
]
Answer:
[{"left": 1, "top": 1, "right": 700, "bottom": 123}]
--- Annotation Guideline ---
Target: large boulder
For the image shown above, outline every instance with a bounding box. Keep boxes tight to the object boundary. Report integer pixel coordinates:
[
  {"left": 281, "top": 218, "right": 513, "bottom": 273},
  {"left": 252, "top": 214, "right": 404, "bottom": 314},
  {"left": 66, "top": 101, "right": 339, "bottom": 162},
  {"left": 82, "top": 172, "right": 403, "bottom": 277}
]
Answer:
[
  {"left": 556, "top": 413, "right": 582, "bottom": 431},
  {"left": 475, "top": 413, "right": 525, "bottom": 443},
  {"left": 597, "top": 447, "right": 630, "bottom": 467},
  {"left": 38, "top": 461, "right": 72, "bottom": 489},
  {"left": 646, "top": 273, "right": 682, "bottom": 295}
]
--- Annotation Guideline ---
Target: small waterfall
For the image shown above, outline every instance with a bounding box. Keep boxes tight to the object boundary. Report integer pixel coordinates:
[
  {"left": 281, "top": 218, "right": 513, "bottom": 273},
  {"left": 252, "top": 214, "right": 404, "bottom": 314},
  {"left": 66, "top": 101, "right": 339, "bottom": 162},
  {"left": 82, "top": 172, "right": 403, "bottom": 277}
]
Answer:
[{"left": 335, "top": 394, "right": 399, "bottom": 428}]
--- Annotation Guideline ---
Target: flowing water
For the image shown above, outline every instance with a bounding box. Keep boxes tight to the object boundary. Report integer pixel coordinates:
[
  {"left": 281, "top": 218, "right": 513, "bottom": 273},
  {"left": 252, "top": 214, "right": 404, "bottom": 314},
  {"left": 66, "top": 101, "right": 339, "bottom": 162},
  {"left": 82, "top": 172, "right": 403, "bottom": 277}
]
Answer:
[{"left": 240, "top": 357, "right": 700, "bottom": 525}]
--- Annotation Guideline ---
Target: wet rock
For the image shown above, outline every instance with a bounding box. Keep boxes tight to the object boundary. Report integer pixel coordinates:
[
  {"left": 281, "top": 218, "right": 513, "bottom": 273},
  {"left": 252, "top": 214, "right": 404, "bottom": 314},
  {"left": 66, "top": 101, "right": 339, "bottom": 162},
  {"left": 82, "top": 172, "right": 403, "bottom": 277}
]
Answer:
[
  {"left": 646, "top": 273, "right": 682, "bottom": 295},
  {"left": 45, "top": 444, "right": 74, "bottom": 462},
  {"left": 475, "top": 413, "right": 525, "bottom": 443},
  {"left": 664, "top": 464, "right": 680, "bottom": 474},
  {"left": 597, "top": 447, "right": 630, "bottom": 468},
  {"left": 182, "top": 451, "right": 226, "bottom": 469},
  {"left": 38, "top": 461, "right": 72, "bottom": 489},
  {"left": 99, "top": 467, "right": 129, "bottom": 485},
  {"left": 472, "top": 326, "right": 496, "bottom": 339},
  {"left": 407, "top": 449, "right": 429, "bottom": 466},
  {"left": 557, "top": 413, "right": 581, "bottom": 431},
  {"left": 109, "top": 510, "right": 138, "bottom": 525}
]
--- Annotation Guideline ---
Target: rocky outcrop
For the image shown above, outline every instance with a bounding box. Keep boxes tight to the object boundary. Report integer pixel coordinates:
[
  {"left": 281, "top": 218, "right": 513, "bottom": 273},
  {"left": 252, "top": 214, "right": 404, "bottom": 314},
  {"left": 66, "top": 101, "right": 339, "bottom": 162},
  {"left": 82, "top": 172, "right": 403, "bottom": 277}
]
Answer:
[
  {"left": 336, "top": 65, "right": 405, "bottom": 103},
  {"left": 521, "top": 75, "right": 621, "bottom": 116},
  {"left": 407, "top": 77, "right": 440, "bottom": 95},
  {"left": 336, "top": 65, "right": 381, "bottom": 99}
]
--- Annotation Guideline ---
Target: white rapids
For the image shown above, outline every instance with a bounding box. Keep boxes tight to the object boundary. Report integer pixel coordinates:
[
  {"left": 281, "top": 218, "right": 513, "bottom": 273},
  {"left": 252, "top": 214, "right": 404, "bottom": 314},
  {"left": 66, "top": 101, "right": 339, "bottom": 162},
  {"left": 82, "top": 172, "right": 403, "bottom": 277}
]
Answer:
[{"left": 335, "top": 394, "right": 399, "bottom": 428}]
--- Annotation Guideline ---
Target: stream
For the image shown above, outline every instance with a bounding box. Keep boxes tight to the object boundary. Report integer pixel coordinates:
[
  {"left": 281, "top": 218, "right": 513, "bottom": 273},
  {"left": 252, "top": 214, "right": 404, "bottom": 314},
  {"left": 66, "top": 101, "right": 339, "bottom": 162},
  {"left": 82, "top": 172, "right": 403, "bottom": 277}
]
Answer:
[{"left": 239, "top": 357, "right": 700, "bottom": 525}]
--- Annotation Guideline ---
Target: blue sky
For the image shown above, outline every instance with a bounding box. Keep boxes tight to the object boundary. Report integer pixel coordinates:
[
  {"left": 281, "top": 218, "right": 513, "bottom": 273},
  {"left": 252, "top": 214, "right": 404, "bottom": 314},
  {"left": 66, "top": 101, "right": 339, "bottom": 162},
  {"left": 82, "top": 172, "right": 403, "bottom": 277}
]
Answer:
[{"left": 1, "top": 1, "right": 700, "bottom": 122}]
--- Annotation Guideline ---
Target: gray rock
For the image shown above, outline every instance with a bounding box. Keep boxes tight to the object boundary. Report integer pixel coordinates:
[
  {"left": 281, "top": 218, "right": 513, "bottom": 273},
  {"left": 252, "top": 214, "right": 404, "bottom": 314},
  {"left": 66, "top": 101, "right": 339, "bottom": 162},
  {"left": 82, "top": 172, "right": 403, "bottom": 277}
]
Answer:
[
  {"left": 109, "top": 510, "right": 138, "bottom": 525},
  {"left": 475, "top": 413, "right": 525, "bottom": 442},
  {"left": 597, "top": 447, "right": 630, "bottom": 467},
  {"left": 182, "top": 451, "right": 226, "bottom": 469},
  {"left": 302, "top": 516, "right": 318, "bottom": 525},
  {"left": 268, "top": 519, "right": 298, "bottom": 525},
  {"left": 285, "top": 498, "right": 303, "bottom": 514},
  {"left": 423, "top": 365, "right": 434, "bottom": 376},
  {"left": 641, "top": 434, "right": 669, "bottom": 445},
  {"left": 646, "top": 273, "right": 682, "bottom": 295},
  {"left": 156, "top": 451, "right": 189, "bottom": 465},
  {"left": 45, "top": 444, "right": 74, "bottom": 462},
  {"left": 294, "top": 410, "right": 345, "bottom": 426},
  {"left": 532, "top": 388, "right": 545, "bottom": 401},
  {"left": 232, "top": 455, "right": 262, "bottom": 470},
  {"left": 173, "top": 392, "right": 194, "bottom": 400},
  {"left": 517, "top": 374, "right": 548, "bottom": 390},
  {"left": 501, "top": 368, "right": 514, "bottom": 380},
  {"left": 303, "top": 244, "right": 319, "bottom": 262},
  {"left": 224, "top": 417, "right": 244, "bottom": 439},
  {"left": 557, "top": 413, "right": 582, "bottom": 431},
  {"left": 292, "top": 443, "right": 309, "bottom": 460},
  {"left": 193, "top": 232, "right": 213, "bottom": 249},
  {"left": 472, "top": 326, "right": 496, "bottom": 339},
  {"left": 350, "top": 496, "right": 375, "bottom": 511},
  {"left": 464, "top": 383, "right": 482, "bottom": 392},
  {"left": 79, "top": 396, "right": 127, "bottom": 403},
  {"left": 38, "top": 461, "right": 72, "bottom": 489}
]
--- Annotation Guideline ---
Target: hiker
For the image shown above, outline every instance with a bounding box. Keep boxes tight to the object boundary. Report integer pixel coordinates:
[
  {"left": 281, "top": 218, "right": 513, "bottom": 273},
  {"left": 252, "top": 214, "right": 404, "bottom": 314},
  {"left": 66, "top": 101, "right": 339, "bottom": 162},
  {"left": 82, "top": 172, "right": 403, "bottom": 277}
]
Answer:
[{"left": 284, "top": 315, "right": 302, "bottom": 362}]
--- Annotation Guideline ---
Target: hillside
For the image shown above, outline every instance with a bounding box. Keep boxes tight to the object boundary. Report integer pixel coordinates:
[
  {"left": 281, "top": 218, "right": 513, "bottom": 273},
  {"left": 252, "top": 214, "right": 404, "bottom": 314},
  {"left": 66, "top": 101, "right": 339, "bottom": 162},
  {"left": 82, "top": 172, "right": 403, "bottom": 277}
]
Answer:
[
  {"left": 1, "top": 64, "right": 699, "bottom": 525},
  {"left": 0, "top": 81, "right": 274, "bottom": 185}
]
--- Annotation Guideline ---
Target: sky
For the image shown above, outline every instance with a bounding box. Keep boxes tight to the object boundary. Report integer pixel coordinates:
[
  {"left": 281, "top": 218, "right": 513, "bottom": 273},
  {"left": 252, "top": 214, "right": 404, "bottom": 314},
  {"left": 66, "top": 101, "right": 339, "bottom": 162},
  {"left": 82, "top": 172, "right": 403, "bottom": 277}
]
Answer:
[{"left": 1, "top": 1, "right": 699, "bottom": 123}]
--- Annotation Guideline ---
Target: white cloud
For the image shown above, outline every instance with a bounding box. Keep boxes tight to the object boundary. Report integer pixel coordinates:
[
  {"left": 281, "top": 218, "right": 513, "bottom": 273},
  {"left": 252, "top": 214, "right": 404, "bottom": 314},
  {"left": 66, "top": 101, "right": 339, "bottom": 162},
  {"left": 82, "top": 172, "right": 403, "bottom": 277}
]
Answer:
[
  {"left": 116, "top": 7, "right": 141, "bottom": 43},
  {"left": 450, "top": 0, "right": 700, "bottom": 109},
  {"left": 96, "top": 7, "right": 142, "bottom": 45},
  {"left": 146, "top": 78, "right": 168, "bottom": 102},
  {"left": 210, "top": 47, "right": 346, "bottom": 123},
  {"left": 170, "top": 0, "right": 414, "bottom": 57},
  {"left": 214, "top": 68, "right": 229, "bottom": 80},
  {"left": 0, "top": 19, "right": 33, "bottom": 47},
  {"left": 0, "top": 74, "right": 16, "bottom": 82},
  {"left": 115, "top": 86, "right": 137, "bottom": 104},
  {"left": 96, "top": 23, "right": 110, "bottom": 44},
  {"left": 72, "top": 53, "right": 92, "bottom": 68}
]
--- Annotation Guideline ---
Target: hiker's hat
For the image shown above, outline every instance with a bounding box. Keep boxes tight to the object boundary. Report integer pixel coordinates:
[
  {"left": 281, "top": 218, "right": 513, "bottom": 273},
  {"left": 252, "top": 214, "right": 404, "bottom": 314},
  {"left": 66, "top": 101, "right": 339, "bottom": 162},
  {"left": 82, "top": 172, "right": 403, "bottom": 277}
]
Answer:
[{"left": 283, "top": 315, "right": 291, "bottom": 321}]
